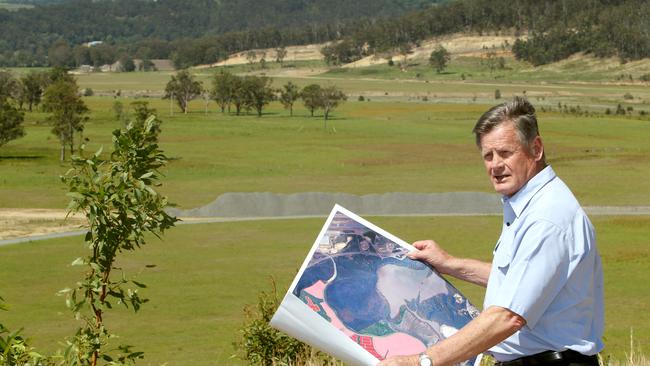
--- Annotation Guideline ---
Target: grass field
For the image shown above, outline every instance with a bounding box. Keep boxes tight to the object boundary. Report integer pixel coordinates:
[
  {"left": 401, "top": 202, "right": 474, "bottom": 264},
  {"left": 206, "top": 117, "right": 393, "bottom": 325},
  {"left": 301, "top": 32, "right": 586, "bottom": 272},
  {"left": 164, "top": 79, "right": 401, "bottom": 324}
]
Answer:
[
  {"left": 1, "top": 215, "right": 648, "bottom": 365},
  {"left": 1, "top": 98, "right": 649, "bottom": 209},
  {"left": 1, "top": 56, "right": 649, "bottom": 365}
]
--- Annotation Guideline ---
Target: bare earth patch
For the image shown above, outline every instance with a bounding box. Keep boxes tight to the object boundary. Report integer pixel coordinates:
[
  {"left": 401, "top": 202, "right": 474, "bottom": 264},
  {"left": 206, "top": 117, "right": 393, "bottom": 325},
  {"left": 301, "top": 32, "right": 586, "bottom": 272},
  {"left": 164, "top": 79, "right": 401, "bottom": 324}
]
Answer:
[{"left": 0, "top": 208, "right": 86, "bottom": 240}]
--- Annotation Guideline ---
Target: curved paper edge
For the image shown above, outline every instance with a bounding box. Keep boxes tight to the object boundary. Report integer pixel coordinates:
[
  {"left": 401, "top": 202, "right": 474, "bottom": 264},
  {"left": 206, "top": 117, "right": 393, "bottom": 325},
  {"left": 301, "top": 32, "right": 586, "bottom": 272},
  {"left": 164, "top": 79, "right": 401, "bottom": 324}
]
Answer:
[{"left": 270, "top": 292, "right": 379, "bottom": 366}]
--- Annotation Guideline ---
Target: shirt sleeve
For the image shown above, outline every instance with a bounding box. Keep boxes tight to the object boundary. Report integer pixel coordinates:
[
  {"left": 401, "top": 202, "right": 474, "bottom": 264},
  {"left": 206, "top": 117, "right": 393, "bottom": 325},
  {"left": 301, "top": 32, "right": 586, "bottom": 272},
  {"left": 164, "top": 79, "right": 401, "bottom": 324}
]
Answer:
[{"left": 489, "top": 220, "right": 573, "bottom": 329}]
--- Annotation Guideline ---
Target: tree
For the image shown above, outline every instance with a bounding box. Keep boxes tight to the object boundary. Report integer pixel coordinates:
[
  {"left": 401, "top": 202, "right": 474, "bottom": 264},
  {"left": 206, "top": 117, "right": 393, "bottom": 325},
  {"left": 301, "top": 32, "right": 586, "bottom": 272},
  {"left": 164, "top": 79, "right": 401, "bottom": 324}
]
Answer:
[
  {"left": 60, "top": 116, "right": 177, "bottom": 366},
  {"left": 279, "top": 82, "right": 300, "bottom": 116},
  {"left": 245, "top": 50, "right": 257, "bottom": 66},
  {"left": 112, "top": 100, "right": 125, "bottom": 122},
  {"left": 19, "top": 71, "right": 46, "bottom": 112},
  {"left": 0, "top": 71, "right": 19, "bottom": 103},
  {"left": 320, "top": 85, "right": 347, "bottom": 123},
  {"left": 429, "top": 45, "right": 451, "bottom": 74},
  {"left": 230, "top": 76, "right": 248, "bottom": 116},
  {"left": 119, "top": 55, "right": 136, "bottom": 72},
  {"left": 46, "top": 67, "right": 75, "bottom": 85},
  {"left": 243, "top": 76, "right": 275, "bottom": 117},
  {"left": 484, "top": 49, "right": 499, "bottom": 74},
  {"left": 0, "top": 100, "right": 25, "bottom": 148},
  {"left": 164, "top": 70, "right": 203, "bottom": 114},
  {"left": 42, "top": 79, "right": 89, "bottom": 161},
  {"left": 321, "top": 40, "right": 362, "bottom": 66},
  {"left": 210, "top": 70, "right": 238, "bottom": 113},
  {"left": 130, "top": 101, "right": 162, "bottom": 141},
  {"left": 48, "top": 38, "right": 73, "bottom": 68},
  {"left": 139, "top": 58, "right": 156, "bottom": 72},
  {"left": 275, "top": 46, "right": 287, "bottom": 66},
  {"left": 301, "top": 84, "right": 323, "bottom": 117}
]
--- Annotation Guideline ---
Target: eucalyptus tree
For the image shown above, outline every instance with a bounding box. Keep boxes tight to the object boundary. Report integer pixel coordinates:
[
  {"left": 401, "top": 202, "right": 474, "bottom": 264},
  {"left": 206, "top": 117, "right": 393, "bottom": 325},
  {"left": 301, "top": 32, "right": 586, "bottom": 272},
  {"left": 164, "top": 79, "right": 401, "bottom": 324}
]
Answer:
[
  {"left": 42, "top": 79, "right": 89, "bottom": 161},
  {"left": 164, "top": 70, "right": 203, "bottom": 114},
  {"left": 280, "top": 81, "right": 300, "bottom": 116}
]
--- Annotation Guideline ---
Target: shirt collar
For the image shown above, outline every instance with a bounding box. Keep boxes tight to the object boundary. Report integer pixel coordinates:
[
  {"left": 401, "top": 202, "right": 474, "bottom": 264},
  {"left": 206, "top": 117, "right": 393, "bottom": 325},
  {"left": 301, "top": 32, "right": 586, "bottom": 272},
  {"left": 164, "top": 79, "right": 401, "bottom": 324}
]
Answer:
[{"left": 502, "top": 165, "right": 556, "bottom": 218}]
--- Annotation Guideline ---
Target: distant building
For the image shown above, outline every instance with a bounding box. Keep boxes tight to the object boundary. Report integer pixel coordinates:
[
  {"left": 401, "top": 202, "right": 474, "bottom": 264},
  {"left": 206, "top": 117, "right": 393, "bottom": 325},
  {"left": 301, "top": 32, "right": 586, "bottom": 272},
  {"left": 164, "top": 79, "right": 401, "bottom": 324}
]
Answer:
[
  {"left": 84, "top": 41, "right": 103, "bottom": 47},
  {"left": 100, "top": 60, "right": 123, "bottom": 72},
  {"left": 77, "top": 64, "right": 93, "bottom": 73}
]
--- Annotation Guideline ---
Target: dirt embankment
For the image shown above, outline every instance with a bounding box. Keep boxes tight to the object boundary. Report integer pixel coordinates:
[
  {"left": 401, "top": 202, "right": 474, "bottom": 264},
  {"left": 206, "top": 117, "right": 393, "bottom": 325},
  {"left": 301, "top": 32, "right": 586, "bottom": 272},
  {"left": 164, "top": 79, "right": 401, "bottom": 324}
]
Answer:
[
  {"left": 194, "top": 33, "right": 519, "bottom": 70},
  {"left": 0, "top": 208, "right": 85, "bottom": 241}
]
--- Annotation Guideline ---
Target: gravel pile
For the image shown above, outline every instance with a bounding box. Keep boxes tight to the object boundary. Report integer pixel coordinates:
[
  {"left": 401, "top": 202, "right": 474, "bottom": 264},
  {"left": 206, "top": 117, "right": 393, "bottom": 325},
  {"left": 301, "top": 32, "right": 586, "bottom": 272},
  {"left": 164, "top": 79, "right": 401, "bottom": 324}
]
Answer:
[{"left": 166, "top": 192, "right": 503, "bottom": 218}]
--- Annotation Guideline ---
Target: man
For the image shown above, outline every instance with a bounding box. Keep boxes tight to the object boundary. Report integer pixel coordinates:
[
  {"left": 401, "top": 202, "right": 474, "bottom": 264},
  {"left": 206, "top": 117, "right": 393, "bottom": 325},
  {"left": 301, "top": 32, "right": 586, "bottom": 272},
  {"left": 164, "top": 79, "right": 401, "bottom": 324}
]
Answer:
[{"left": 380, "top": 96, "right": 603, "bottom": 366}]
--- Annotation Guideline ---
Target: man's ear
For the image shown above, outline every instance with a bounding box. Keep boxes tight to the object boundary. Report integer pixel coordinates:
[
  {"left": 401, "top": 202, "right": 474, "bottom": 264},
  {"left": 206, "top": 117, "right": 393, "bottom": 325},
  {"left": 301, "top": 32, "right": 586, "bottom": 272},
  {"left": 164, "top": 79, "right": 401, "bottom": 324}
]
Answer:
[{"left": 532, "top": 136, "right": 544, "bottom": 161}]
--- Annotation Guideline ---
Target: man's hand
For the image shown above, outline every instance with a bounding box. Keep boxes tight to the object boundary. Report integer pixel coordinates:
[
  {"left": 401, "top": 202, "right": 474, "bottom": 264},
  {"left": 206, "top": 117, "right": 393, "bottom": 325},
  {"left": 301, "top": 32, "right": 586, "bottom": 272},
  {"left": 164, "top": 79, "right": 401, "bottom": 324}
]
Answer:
[
  {"left": 409, "top": 239, "right": 491, "bottom": 287},
  {"left": 409, "top": 240, "right": 453, "bottom": 274},
  {"left": 377, "top": 354, "right": 418, "bottom": 366}
]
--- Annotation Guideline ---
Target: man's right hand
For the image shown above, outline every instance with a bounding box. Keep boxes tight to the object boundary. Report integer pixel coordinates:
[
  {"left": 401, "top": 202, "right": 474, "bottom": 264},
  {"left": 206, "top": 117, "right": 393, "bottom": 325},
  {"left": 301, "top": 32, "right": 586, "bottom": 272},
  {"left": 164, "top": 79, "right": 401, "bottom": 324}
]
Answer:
[{"left": 408, "top": 240, "right": 454, "bottom": 275}]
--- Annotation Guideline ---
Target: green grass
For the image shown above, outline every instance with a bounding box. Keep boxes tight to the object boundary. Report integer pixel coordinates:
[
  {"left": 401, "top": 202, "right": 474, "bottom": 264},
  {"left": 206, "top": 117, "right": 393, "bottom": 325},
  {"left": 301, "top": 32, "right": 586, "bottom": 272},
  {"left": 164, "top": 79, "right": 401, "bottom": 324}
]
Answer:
[
  {"left": 0, "top": 215, "right": 647, "bottom": 364},
  {"left": 1, "top": 99, "right": 649, "bottom": 209},
  {"left": 1, "top": 60, "right": 649, "bottom": 364},
  {"left": 65, "top": 59, "right": 650, "bottom": 115}
]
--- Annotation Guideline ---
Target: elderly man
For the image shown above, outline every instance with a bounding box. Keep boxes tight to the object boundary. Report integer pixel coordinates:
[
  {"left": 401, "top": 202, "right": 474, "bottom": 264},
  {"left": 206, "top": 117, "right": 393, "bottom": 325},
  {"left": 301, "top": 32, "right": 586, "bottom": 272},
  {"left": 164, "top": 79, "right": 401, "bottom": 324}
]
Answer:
[{"left": 380, "top": 97, "right": 603, "bottom": 366}]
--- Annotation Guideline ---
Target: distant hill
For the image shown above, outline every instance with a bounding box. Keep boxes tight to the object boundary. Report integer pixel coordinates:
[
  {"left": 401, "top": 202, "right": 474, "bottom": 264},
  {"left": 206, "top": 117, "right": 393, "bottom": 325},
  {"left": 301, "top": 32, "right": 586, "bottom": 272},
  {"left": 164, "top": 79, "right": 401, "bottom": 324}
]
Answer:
[
  {"left": 0, "top": 0, "right": 647, "bottom": 69},
  {"left": 0, "top": 0, "right": 446, "bottom": 43}
]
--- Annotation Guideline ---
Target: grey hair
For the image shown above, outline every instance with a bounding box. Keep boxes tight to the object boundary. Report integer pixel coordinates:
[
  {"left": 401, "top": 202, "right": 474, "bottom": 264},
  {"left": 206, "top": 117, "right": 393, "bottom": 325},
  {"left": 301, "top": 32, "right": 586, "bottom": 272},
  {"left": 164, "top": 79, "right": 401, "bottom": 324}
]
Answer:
[{"left": 472, "top": 96, "right": 540, "bottom": 152}]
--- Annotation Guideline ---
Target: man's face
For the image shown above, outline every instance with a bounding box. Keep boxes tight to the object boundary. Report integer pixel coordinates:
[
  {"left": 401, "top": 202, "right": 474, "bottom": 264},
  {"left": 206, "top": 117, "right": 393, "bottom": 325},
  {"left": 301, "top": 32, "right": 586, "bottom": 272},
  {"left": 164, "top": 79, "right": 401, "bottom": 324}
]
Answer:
[{"left": 480, "top": 122, "right": 542, "bottom": 197}]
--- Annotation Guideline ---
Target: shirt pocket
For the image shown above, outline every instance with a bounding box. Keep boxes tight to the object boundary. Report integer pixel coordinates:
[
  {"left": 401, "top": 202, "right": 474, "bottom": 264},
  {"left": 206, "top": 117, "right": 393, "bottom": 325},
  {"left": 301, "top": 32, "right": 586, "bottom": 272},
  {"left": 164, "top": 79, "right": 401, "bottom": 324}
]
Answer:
[
  {"left": 493, "top": 231, "right": 515, "bottom": 274},
  {"left": 493, "top": 245, "right": 511, "bottom": 275}
]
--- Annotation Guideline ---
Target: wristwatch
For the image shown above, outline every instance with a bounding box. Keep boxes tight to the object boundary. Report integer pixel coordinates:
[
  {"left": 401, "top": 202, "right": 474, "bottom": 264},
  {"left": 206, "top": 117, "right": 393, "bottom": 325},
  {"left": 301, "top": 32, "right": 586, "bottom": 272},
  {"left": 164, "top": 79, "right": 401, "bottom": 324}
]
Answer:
[{"left": 418, "top": 352, "right": 433, "bottom": 366}]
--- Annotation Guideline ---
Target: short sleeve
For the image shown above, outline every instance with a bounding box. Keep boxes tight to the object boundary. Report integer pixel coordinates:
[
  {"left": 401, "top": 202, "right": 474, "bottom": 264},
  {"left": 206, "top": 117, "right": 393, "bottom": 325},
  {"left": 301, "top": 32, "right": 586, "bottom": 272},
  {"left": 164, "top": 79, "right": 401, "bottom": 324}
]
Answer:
[{"left": 489, "top": 220, "right": 572, "bottom": 328}]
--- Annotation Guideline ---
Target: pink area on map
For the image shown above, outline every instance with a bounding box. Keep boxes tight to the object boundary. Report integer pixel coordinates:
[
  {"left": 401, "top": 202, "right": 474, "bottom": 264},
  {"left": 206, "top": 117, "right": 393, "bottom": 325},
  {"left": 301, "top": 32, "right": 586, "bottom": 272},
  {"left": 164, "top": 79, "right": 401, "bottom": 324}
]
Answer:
[
  {"left": 373, "top": 333, "right": 426, "bottom": 359},
  {"left": 303, "top": 280, "right": 326, "bottom": 298},
  {"left": 303, "top": 282, "right": 354, "bottom": 337},
  {"left": 302, "top": 281, "right": 425, "bottom": 361}
]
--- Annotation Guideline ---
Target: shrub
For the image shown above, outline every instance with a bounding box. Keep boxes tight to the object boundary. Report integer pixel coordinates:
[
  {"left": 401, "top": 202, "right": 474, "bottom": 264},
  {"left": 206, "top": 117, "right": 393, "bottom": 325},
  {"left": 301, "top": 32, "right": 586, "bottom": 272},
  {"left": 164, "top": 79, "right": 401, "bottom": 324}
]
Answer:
[
  {"left": 358, "top": 95, "right": 365, "bottom": 102},
  {"left": 624, "top": 93, "right": 634, "bottom": 100},
  {"left": 233, "top": 279, "right": 340, "bottom": 366},
  {"left": 494, "top": 89, "right": 501, "bottom": 99}
]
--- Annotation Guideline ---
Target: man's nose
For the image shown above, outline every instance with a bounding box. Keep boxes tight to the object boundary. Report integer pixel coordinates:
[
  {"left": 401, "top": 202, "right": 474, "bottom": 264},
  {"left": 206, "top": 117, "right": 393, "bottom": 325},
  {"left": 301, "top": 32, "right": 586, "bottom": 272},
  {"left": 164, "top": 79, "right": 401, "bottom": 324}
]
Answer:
[{"left": 492, "top": 155, "right": 505, "bottom": 170}]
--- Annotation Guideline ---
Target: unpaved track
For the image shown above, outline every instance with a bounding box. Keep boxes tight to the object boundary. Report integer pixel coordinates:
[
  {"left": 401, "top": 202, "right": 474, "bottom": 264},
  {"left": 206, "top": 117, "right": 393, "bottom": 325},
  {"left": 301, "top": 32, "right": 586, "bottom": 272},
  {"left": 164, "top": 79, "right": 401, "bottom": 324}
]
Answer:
[{"left": 2, "top": 192, "right": 649, "bottom": 247}]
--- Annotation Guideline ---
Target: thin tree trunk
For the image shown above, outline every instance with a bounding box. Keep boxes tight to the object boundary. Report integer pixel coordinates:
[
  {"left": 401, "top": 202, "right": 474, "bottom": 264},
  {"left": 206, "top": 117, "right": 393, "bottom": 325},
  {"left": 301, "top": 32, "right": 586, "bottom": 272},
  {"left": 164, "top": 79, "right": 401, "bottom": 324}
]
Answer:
[{"left": 60, "top": 132, "right": 65, "bottom": 162}]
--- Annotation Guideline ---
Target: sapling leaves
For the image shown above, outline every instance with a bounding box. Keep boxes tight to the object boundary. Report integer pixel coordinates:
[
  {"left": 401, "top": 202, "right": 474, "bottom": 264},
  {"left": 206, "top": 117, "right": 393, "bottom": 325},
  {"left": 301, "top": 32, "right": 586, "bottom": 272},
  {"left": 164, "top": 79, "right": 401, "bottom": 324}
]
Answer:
[{"left": 60, "top": 116, "right": 176, "bottom": 365}]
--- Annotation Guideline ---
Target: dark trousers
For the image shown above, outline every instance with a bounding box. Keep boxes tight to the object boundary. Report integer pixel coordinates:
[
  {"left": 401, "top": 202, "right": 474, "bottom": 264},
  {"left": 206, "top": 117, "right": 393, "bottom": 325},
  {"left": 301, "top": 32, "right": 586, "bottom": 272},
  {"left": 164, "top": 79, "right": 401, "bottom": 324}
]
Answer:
[{"left": 494, "top": 350, "right": 600, "bottom": 366}]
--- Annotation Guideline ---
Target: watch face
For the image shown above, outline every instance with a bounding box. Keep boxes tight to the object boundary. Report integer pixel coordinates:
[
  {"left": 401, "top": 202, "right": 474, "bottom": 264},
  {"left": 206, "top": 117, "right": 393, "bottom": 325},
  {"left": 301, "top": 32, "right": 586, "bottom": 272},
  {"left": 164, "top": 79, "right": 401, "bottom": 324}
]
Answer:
[{"left": 419, "top": 354, "right": 432, "bottom": 366}]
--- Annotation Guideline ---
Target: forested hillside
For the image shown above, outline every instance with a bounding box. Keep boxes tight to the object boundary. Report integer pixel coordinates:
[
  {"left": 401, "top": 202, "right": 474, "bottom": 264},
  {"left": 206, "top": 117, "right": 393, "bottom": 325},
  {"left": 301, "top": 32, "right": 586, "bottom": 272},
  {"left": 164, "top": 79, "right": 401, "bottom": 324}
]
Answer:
[
  {"left": 0, "top": 0, "right": 647, "bottom": 69},
  {"left": 0, "top": 0, "right": 445, "bottom": 67}
]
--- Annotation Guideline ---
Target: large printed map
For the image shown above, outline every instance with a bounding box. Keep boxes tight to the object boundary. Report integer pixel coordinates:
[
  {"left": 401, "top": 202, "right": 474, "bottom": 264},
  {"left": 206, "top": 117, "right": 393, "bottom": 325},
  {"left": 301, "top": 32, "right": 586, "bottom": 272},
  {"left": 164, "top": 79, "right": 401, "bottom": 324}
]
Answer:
[{"left": 292, "top": 210, "right": 480, "bottom": 364}]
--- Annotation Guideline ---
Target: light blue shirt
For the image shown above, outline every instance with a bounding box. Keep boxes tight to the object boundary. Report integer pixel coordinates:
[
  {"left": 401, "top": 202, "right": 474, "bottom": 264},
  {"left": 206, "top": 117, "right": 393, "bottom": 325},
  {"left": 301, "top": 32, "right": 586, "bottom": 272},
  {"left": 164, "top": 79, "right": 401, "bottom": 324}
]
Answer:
[{"left": 483, "top": 166, "right": 604, "bottom": 362}]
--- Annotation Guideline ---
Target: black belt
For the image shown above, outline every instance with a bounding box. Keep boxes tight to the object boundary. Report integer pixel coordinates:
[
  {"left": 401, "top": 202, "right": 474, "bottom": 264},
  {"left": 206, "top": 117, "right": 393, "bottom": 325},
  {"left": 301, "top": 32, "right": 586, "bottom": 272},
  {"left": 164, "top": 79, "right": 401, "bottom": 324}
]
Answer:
[{"left": 494, "top": 350, "right": 599, "bottom": 366}]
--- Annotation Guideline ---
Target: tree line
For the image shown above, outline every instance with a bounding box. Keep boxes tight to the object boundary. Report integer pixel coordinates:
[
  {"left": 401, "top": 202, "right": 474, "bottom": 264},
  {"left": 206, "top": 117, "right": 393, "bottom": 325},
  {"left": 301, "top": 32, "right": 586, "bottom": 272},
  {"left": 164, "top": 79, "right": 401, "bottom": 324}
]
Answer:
[
  {"left": 0, "top": 0, "right": 440, "bottom": 68},
  {"left": 1, "top": 0, "right": 647, "bottom": 69},
  {"left": 0, "top": 67, "right": 347, "bottom": 160},
  {"left": 164, "top": 70, "right": 347, "bottom": 122},
  {"left": 0, "top": 68, "right": 92, "bottom": 160}
]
